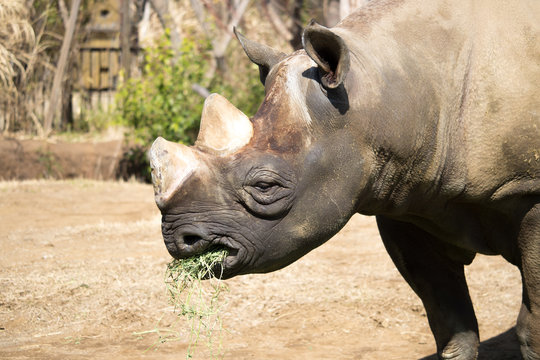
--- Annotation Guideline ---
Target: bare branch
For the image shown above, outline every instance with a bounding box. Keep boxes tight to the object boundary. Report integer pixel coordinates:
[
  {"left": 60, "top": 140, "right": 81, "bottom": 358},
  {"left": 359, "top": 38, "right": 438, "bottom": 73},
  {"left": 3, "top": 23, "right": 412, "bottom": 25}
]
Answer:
[
  {"left": 120, "top": 0, "right": 131, "bottom": 78},
  {"left": 43, "top": 0, "right": 81, "bottom": 136},
  {"left": 148, "top": 0, "right": 183, "bottom": 57},
  {"left": 198, "top": 0, "right": 229, "bottom": 33},
  {"left": 212, "top": 0, "right": 250, "bottom": 57},
  {"left": 190, "top": 0, "right": 213, "bottom": 38},
  {"left": 263, "top": 0, "right": 292, "bottom": 41},
  {"left": 58, "top": 0, "right": 69, "bottom": 25},
  {"left": 28, "top": 111, "right": 45, "bottom": 138},
  {"left": 191, "top": 83, "right": 210, "bottom": 98},
  {"left": 323, "top": 0, "right": 340, "bottom": 27},
  {"left": 191, "top": 0, "right": 250, "bottom": 76}
]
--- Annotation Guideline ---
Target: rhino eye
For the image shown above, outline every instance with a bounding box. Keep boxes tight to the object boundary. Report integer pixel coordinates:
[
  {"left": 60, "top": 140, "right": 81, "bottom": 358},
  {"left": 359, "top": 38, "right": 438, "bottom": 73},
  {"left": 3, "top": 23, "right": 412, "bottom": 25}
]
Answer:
[
  {"left": 253, "top": 181, "right": 278, "bottom": 192},
  {"left": 241, "top": 169, "right": 296, "bottom": 218},
  {"left": 245, "top": 179, "right": 286, "bottom": 205}
]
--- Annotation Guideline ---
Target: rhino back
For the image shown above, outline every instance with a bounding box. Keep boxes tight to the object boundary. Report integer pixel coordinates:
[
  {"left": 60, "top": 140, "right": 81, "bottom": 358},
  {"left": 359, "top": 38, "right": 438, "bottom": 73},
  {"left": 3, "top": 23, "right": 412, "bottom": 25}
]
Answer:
[{"left": 335, "top": 0, "right": 539, "bottom": 202}]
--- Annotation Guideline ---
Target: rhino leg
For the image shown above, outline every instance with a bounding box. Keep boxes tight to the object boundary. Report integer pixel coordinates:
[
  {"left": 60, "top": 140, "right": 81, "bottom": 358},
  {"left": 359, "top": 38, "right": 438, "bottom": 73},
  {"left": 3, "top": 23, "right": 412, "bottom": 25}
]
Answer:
[
  {"left": 376, "top": 216, "right": 479, "bottom": 360},
  {"left": 516, "top": 205, "right": 540, "bottom": 360}
]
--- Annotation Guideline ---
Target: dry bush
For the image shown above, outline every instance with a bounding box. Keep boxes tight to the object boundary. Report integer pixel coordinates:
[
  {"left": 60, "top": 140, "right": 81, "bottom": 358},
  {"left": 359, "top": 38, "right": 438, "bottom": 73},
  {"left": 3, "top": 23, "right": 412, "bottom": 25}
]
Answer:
[
  {"left": 0, "top": 0, "right": 35, "bottom": 88},
  {"left": 0, "top": 0, "right": 52, "bottom": 135}
]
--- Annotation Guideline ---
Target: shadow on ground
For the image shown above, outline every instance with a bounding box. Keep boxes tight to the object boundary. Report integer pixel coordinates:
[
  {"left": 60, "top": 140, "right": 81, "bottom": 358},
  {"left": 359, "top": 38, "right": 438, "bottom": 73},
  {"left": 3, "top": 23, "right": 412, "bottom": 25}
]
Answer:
[{"left": 420, "top": 327, "right": 521, "bottom": 360}]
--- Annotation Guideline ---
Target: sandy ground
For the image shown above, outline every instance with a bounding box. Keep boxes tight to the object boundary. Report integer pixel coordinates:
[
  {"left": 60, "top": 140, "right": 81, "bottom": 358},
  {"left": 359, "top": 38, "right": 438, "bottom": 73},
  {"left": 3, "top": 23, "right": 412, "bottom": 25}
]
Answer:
[{"left": 0, "top": 180, "right": 524, "bottom": 359}]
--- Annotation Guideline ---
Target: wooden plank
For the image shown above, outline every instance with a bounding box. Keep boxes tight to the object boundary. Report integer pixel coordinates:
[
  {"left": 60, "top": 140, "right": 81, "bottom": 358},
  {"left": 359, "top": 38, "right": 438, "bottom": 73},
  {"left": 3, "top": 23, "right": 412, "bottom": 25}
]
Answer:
[{"left": 120, "top": 0, "right": 131, "bottom": 79}]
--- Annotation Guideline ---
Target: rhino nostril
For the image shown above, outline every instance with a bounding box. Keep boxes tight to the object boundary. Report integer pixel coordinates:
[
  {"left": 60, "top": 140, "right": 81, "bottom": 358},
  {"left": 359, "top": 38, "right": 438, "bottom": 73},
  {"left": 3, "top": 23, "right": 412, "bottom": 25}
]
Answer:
[
  {"left": 182, "top": 234, "right": 203, "bottom": 246},
  {"left": 164, "top": 230, "right": 208, "bottom": 259}
]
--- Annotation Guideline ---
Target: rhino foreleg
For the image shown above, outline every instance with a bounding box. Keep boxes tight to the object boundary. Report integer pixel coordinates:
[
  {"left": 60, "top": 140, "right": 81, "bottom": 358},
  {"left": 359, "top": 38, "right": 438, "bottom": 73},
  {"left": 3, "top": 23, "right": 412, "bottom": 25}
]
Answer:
[
  {"left": 517, "top": 204, "right": 540, "bottom": 360},
  {"left": 376, "top": 216, "right": 479, "bottom": 360}
]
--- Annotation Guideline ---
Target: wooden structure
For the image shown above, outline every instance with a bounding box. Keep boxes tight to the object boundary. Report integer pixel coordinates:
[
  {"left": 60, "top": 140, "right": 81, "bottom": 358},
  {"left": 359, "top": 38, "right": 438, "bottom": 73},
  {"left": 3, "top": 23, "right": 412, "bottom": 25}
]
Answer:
[{"left": 80, "top": 0, "right": 121, "bottom": 91}]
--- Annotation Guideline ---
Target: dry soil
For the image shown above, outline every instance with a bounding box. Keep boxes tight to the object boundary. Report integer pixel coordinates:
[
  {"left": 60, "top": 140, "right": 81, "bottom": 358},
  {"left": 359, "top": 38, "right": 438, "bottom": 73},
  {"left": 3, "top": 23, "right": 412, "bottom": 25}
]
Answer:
[{"left": 0, "top": 180, "right": 523, "bottom": 359}]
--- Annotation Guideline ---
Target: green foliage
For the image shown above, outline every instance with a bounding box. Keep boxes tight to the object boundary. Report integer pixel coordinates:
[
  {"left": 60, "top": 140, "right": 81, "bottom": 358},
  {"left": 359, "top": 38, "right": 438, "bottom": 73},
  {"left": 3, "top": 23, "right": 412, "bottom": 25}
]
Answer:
[
  {"left": 114, "top": 33, "right": 266, "bottom": 181},
  {"left": 115, "top": 35, "right": 210, "bottom": 146},
  {"left": 115, "top": 34, "right": 266, "bottom": 147},
  {"left": 116, "top": 145, "right": 152, "bottom": 183},
  {"left": 81, "top": 106, "right": 116, "bottom": 133}
]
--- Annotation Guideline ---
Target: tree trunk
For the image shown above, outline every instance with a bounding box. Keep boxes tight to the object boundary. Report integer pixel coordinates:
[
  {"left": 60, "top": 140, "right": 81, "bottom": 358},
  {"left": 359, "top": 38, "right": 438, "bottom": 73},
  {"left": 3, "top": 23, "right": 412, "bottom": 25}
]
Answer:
[
  {"left": 148, "top": 0, "right": 182, "bottom": 59},
  {"left": 190, "top": 0, "right": 250, "bottom": 76},
  {"left": 324, "top": 0, "right": 340, "bottom": 27},
  {"left": 120, "top": 0, "right": 132, "bottom": 79},
  {"left": 61, "top": 76, "right": 73, "bottom": 130},
  {"left": 43, "top": 0, "right": 81, "bottom": 136},
  {"left": 263, "top": 0, "right": 293, "bottom": 43},
  {"left": 263, "top": 0, "right": 305, "bottom": 50},
  {"left": 289, "top": 0, "right": 304, "bottom": 50},
  {"left": 211, "top": 0, "right": 250, "bottom": 72}
]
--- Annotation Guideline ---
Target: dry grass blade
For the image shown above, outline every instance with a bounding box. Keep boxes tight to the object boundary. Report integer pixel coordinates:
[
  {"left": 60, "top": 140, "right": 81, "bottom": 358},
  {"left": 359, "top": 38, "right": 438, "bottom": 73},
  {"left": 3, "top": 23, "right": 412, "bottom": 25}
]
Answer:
[
  {"left": 0, "top": 0, "right": 53, "bottom": 135},
  {"left": 138, "top": 248, "right": 229, "bottom": 359},
  {"left": 0, "top": 0, "right": 35, "bottom": 89}
]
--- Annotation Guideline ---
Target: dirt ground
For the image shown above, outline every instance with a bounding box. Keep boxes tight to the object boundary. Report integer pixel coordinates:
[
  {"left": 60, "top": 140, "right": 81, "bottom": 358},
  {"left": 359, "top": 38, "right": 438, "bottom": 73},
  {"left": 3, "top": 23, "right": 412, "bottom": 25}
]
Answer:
[{"left": 0, "top": 180, "right": 524, "bottom": 359}]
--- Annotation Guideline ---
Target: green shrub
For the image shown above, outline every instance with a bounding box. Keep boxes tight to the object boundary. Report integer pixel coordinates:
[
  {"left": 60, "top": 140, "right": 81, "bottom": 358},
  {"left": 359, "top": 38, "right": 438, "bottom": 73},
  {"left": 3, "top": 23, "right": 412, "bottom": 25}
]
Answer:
[
  {"left": 115, "top": 35, "right": 209, "bottom": 146},
  {"left": 114, "top": 33, "right": 266, "bottom": 181},
  {"left": 116, "top": 34, "right": 266, "bottom": 146}
]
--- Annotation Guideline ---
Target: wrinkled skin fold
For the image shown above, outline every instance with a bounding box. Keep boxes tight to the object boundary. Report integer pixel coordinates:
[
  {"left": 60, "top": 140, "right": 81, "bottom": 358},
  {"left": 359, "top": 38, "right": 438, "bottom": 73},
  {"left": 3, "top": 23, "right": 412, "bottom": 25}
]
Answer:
[{"left": 149, "top": 1, "right": 540, "bottom": 359}]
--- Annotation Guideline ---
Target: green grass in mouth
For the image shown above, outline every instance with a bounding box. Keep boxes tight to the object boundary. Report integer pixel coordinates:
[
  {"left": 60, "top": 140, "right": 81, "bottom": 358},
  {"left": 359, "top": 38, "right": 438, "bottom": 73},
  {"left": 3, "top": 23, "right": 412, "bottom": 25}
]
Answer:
[{"left": 163, "top": 248, "right": 229, "bottom": 359}]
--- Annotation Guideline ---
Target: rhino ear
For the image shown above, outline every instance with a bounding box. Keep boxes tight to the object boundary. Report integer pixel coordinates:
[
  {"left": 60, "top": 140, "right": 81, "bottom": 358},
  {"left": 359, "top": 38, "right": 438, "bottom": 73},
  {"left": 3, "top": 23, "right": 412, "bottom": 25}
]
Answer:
[
  {"left": 303, "top": 20, "right": 350, "bottom": 89},
  {"left": 234, "top": 27, "right": 287, "bottom": 85}
]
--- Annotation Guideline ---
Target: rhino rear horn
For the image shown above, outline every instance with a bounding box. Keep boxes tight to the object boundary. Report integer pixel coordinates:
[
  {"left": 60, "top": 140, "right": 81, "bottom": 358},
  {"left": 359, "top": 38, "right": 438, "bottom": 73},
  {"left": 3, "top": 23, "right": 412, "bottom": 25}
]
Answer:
[
  {"left": 196, "top": 93, "right": 253, "bottom": 155},
  {"left": 234, "top": 27, "right": 287, "bottom": 85},
  {"left": 303, "top": 20, "right": 350, "bottom": 89},
  {"left": 149, "top": 137, "right": 200, "bottom": 208}
]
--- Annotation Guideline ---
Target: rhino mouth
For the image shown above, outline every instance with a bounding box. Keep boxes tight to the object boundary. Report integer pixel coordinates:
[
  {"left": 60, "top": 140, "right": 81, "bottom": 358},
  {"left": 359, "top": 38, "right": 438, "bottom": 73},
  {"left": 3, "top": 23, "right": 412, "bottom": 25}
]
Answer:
[
  {"left": 194, "top": 242, "right": 242, "bottom": 280},
  {"left": 165, "top": 229, "right": 244, "bottom": 279},
  {"left": 207, "top": 244, "right": 241, "bottom": 279}
]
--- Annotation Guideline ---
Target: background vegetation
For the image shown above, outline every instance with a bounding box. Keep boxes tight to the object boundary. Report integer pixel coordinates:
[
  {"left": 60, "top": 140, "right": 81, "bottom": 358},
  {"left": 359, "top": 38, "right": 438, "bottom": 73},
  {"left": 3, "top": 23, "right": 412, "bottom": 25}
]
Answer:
[
  {"left": 115, "top": 34, "right": 264, "bottom": 147},
  {"left": 0, "top": 0, "right": 362, "bottom": 180}
]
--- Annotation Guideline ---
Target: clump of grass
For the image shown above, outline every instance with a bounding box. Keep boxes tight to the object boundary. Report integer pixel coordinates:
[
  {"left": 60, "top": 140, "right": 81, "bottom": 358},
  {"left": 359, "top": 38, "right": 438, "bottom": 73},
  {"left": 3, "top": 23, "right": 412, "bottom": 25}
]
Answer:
[
  {"left": 142, "top": 248, "right": 229, "bottom": 359},
  {"left": 166, "top": 248, "right": 228, "bottom": 285}
]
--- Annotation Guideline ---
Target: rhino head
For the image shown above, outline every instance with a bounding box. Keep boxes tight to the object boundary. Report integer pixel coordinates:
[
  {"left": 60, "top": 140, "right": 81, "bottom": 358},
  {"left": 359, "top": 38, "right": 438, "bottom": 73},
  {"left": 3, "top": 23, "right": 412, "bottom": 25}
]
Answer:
[{"left": 149, "top": 23, "right": 369, "bottom": 279}]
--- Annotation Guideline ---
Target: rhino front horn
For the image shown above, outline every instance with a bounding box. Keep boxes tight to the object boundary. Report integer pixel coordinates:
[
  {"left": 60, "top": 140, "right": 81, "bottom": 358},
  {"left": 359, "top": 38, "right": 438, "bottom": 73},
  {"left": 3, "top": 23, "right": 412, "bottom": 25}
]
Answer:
[
  {"left": 196, "top": 93, "right": 253, "bottom": 155},
  {"left": 149, "top": 137, "right": 200, "bottom": 208}
]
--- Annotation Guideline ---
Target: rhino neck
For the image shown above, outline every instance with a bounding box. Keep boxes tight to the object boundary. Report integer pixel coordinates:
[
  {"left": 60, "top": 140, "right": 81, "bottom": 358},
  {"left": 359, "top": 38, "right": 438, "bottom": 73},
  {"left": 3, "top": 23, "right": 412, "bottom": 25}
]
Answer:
[{"left": 335, "top": 6, "right": 476, "bottom": 217}]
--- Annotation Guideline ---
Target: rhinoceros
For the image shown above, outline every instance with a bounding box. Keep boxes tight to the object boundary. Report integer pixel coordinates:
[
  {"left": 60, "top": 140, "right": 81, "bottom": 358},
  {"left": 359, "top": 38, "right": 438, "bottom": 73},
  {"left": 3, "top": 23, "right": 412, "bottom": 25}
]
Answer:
[{"left": 148, "top": 0, "right": 540, "bottom": 359}]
